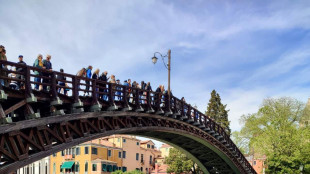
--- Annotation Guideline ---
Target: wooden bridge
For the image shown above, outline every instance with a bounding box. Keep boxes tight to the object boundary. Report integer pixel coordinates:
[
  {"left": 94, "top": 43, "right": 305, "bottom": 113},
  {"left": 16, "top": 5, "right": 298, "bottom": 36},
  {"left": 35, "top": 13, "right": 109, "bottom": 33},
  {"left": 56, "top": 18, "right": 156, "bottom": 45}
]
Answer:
[{"left": 0, "top": 60, "right": 256, "bottom": 174}]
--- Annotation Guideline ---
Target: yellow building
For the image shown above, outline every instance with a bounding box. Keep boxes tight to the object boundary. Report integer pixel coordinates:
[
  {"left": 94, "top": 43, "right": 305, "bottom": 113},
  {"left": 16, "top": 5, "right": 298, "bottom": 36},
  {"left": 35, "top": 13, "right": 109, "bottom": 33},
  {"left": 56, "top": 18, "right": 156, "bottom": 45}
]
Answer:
[
  {"left": 50, "top": 139, "right": 123, "bottom": 174},
  {"left": 103, "top": 135, "right": 161, "bottom": 173},
  {"left": 159, "top": 144, "right": 173, "bottom": 158}
]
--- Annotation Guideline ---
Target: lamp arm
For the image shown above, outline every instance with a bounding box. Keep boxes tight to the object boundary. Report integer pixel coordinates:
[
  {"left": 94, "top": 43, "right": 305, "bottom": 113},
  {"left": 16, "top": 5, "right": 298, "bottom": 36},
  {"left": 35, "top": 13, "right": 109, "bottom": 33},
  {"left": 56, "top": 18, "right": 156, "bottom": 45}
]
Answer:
[{"left": 154, "top": 52, "right": 168, "bottom": 70}]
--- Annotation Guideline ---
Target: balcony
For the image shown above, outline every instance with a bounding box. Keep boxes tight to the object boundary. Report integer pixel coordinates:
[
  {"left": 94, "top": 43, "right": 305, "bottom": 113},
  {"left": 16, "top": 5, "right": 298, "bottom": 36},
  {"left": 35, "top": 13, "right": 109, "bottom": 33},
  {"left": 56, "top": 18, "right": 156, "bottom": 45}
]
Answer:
[{"left": 64, "top": 154, "right": 75, "bottom": 160}]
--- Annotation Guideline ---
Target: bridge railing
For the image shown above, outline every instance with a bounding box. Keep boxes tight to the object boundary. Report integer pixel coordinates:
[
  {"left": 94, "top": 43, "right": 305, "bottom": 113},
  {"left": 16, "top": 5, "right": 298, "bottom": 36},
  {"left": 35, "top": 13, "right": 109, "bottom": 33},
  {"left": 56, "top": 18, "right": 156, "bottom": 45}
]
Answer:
[{"left": 0, "top": 60, "right": 253, "bottom": 173}]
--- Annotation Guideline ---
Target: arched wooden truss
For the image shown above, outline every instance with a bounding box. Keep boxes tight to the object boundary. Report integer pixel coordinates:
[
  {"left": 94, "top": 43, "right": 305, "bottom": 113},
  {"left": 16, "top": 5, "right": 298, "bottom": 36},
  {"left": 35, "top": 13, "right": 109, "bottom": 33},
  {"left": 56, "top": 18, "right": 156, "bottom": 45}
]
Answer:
[{"left": 0, "top": 60, "right": 256, "bottom": 174}]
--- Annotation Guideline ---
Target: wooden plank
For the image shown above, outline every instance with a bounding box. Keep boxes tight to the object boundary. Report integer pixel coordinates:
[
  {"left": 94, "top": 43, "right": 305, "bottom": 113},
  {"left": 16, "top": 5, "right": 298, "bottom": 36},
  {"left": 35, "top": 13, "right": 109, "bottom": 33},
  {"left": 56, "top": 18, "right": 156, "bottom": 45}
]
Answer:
[
  {"left": 0, "top": 104, "right": 5, "bottom": 119},
  {"left": 25, "top": 104, "right": 34, "bottom": 114},
  {"left": 4, "top": 100, "right": 27, "bottom": 115}
]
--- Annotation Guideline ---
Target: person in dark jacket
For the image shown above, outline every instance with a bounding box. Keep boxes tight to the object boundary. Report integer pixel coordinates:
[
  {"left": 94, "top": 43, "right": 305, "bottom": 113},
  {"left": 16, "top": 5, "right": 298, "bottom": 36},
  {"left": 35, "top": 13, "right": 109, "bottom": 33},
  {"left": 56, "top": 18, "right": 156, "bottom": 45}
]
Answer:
[
  {"left": 92, "top": 69, "right": 100, "bottom": 97},
  {"left": 154, "top": 85, "right": 162, "bottom": 105},
  {"left": 16, "top": 55, "right": 26, "bottom": 89},
  {"left": 99, "top": 71, "right": 108, "bottom": 100},
  {"left": 57, "top": 69, "right": 67, "bottom": 95},
  {"left": 115, "top": 79, "right": 122, "bottom": 101},
  {"left": 146, "top": 82, "right": 152, "bottom": 91},
  {"left": 42, "top": 54, "right": 52, "bottom": 91},
  {"left": 131, "top": 81, "right": 137, "bottom": 103}
]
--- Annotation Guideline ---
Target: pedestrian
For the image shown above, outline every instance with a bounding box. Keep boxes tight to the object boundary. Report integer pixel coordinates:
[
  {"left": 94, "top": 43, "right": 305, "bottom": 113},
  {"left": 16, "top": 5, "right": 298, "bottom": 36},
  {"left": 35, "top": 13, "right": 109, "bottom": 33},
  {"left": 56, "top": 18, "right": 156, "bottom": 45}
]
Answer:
[
  {"left": 33, "top": 54, "right": 44, "bottom": 90},
  {"left": 155, "top": 85, "right": 162, "bottom": 105},
  {"left": 181, "top": 97, "right": 187, "bottom": 114},
  {"left": 132, "top": 81, "right": 137, "bottom": 103},
  {"left": 16, "top": 55, "right": 26, "bottom": 89},
  {"left": 116, "top": 79, "right": 121, "bottom": 100},
  {"left": 99, "top": 71, "right": 109, "bottom": 100},
  {"left": 42, "top": 54, "right": 52, "bottom": 91},
  {"left": 109, "top": 75, "right": 116, "bottom": 100},
  {"left": 140, "top": 81, "right": 146, "bottom": 104},
  {"left": 76, "top": 68, "right": 86, "bottom": 91},
  {"left": 146, "top": 82, "right": 152, "bottom": 91},
  {"left": 92, "top": 69, "right": 100, "bottom": 97},
  {"left": 127, "top": 79, "right": 132, "bottom": 103},
  {"left": 0, "top": 46, "right": 8, "bottom": 87},
  {"left": 109, "top": 75, "right": 116, "bottom": 83},
  {"left": 85, "top": 65, "right": 92, "bottom": 96},
  {"left": 57, "top": 69, "right": 67, "bottom": 95},
  {"left": 92, "top": 69, "right": 99, "bottom": 80}
]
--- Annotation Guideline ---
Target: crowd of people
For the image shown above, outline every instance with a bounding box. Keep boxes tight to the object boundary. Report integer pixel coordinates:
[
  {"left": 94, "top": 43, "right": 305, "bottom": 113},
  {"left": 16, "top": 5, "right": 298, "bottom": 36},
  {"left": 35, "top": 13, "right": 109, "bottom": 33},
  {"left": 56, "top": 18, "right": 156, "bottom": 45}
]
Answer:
[{"left": 0, "top": 45, "right": 173, "bottom": 104}]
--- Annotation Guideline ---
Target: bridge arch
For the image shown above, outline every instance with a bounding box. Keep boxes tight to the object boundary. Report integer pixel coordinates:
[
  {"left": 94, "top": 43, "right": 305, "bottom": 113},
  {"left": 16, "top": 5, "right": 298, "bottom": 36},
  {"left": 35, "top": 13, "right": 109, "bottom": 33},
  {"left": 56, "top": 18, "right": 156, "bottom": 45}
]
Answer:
[{"left": 0, "top": 60, "right": 255, "bottom": 173}]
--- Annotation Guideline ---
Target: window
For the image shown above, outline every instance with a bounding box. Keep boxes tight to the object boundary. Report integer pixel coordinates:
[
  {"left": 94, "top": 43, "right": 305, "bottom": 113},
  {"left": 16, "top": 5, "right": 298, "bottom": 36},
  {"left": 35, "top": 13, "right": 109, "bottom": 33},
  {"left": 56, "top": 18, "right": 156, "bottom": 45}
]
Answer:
[
  {"left": 53, "top": 163, "right": 56, "bottom": 174},
  {"left": 136, "top": 153, "right": 139, "bottom": 161},
  {"left": 140, "top": 167, "right": 143, "bottom": 171},
  {"left": 122, "top": 167, "right": 127, "bottom": 172},
  {"left": 151, "top": 145, "right": 154, "bottom": 149},
  {"left": 75, "top": 162, "right": 80, "bottom": 172},
  {"left": 141, "top": 154, "right": 144, "bottom": 162},
  {"left": 76, "top": 147, "right": 80, "bottom": 155},
  {"left": 92, "top": 147, "right": 98, "bottom": 155},
  {"left": 118, "top": 151, "right": 122, "bottom": 158},
  {"left": 136, "top": 142, "right": 140, "bottom": 146},
  {"left": 61, "top": 150, "right": 65, "bottom": 156},
  {"left": 85, "top": 147, "right": 89, "bottom": 154},
  {"left": 253, "top": 161, "right": 256, "bottom": 166},
  {"left": 102, "top": 164, "right": 107, "bottom": 172},
  {"left": 52, "top": 153, "right": 56, "bottom": 157},
  {"left": 123, "top": 138, "right": 126, "bottom": 143},
  {"left": 150, "top": 156, "right": 152, "bottom": 164},
  {"left": 45, "top": 163, "right": 47, "bottom": 174},
  {"left": 108, "top": 150, "right": 112, "bottom": 157},
  {"left": 92, "top": 164, "right": 97, "bottom": 171},
  {"left": 85, "top": 162, "right": 88, "bottom": 172},
  {"left": 123, "top": 151, "right": 126, "bottom": 158},
  {"left": 68, "top": 148, "right": 71, "bottom": 155},
  {"left": 147, "top": 144, "right": 150, "bottom": 148}
]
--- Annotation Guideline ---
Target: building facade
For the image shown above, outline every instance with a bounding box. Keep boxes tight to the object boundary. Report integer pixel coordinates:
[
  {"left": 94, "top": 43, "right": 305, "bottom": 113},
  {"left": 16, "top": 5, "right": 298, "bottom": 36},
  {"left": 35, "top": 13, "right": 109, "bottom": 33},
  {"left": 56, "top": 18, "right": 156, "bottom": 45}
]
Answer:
[
  {"left": 246, "top": 154, "right": 267, "bottom": 174},
  {"left": 16, "top": 157, "right": 50, "bottom": 174},
  {"left": 50, "top": 139, "right": 123, "bottom": 174},
  {"left": 103, "top": 135, "right": 161, "bottom": 173}
]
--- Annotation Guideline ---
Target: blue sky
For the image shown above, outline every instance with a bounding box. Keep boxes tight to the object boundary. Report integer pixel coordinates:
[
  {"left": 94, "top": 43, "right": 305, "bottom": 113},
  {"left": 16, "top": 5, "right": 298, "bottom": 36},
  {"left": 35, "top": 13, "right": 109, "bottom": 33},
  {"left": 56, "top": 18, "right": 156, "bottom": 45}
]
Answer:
[{"left": 1, "top": 0, "right": 310, "bottom": 147}]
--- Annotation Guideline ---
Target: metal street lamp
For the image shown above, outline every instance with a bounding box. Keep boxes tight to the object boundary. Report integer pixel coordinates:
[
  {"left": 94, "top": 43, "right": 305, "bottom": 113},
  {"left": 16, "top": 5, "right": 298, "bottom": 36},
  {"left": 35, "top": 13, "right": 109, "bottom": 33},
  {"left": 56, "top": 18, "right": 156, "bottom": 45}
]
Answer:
[{"left": 151, "top": 49, "right": 172, "bottom": 105}]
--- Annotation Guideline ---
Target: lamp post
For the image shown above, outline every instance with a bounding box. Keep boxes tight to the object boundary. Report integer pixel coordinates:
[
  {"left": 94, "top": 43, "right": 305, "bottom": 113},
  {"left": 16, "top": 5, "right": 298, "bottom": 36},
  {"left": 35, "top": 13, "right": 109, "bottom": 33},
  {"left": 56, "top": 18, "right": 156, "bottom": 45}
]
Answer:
[{"left": 151, "top": 49, "right": 171, "bottom": 106}]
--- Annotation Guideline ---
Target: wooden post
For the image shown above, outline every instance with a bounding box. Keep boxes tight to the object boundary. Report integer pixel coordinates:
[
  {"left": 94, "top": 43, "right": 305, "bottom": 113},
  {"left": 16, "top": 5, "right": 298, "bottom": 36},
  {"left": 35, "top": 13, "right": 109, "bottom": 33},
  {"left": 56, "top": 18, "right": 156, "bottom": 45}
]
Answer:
[
  {"left": 51, "top": 72, "right": 57, "bottom": 99},
  {"left": 91, "top": 79, "right": 97, "bottom": 103},
  {"left": 108, "top": 83, "right": 114, "bottom": 105},
  {"left": 72, "top": 76, "right": 79, "bottom": 103},
  {"left": 25, "top": 66, "right": 32, "bottom": 97}
]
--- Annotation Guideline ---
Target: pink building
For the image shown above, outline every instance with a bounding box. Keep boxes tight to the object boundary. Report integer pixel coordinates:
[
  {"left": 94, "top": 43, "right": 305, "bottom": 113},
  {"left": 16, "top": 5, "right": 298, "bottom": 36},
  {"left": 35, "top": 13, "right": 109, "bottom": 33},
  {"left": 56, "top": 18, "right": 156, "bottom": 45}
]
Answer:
[{"left": 103, "top": 135, "right": 161, "bottom": 173}]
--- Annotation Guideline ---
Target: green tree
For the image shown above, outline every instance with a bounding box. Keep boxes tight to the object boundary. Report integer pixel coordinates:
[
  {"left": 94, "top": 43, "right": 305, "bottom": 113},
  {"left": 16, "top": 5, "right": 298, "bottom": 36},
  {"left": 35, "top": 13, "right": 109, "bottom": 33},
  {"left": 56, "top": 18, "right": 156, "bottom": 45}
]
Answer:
[
  {"left": 206, "top": 90, "right": 231, "bottom": 135},
  {"left": 234, "top": 97, "right": 310, "bottom": 173},
  {"left": 231, "top": 131, "right": 249, "bottom": 154},
  {"left": 165, "top": 148, "right": 202, "bottom": 174}
]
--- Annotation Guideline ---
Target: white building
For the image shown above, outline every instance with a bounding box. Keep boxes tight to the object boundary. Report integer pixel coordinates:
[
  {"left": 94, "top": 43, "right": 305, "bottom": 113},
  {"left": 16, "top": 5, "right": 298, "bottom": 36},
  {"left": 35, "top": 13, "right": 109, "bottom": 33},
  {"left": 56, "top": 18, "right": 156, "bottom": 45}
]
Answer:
[{"left": 16, "top": 156, "right": 50, "bottom": 174}]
